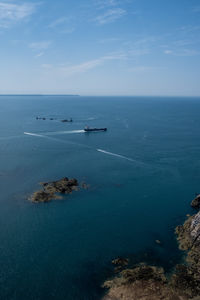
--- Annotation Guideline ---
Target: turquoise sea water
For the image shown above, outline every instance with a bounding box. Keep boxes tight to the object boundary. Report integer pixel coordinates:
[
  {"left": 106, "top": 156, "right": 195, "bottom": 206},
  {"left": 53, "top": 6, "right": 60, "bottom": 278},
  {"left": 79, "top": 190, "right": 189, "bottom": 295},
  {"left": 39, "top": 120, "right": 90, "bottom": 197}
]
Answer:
[{"left": 0, "top": 95, "right": 200, "bottom": 299}]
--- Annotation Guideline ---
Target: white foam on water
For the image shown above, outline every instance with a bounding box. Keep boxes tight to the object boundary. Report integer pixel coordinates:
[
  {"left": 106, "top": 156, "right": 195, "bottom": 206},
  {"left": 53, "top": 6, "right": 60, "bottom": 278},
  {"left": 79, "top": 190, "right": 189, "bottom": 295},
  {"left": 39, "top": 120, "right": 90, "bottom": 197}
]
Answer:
[
  {"left": 24, "top": 131, "right": 148, "bottom": 165},
  {"left": 24, "top": 131, "right": 91, "bottom": 149},
  {"left": 43, "top": 130, "right": 85, "bottom": 135},
  {"left": 97, "top": 149, "right": 138, "bottom": 163},
  {"left": 24, "top": 132, "right": 44, "bottom": 137}
]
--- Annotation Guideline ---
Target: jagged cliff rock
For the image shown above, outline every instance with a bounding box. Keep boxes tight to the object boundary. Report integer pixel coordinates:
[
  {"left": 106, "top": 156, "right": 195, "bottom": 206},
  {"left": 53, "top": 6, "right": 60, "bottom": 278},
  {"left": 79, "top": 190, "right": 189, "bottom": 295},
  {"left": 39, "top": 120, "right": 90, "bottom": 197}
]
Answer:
[{"left": 102, "top": 206, "right": 200, "bottom": 300}]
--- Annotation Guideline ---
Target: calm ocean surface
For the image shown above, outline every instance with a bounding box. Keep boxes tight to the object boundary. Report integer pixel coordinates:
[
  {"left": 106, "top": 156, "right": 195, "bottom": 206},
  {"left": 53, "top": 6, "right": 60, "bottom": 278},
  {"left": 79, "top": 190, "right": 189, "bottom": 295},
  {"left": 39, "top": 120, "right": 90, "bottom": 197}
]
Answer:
[{"left": 0, "top": 95, "right": 200, "bottom": 299}]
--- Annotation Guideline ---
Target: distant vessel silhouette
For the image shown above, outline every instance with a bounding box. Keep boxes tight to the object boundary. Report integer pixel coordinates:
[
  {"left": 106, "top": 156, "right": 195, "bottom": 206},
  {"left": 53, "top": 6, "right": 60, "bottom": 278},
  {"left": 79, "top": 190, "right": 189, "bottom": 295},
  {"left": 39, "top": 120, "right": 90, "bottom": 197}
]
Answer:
[{"left": 84, "top": 126, "right": 107, "bottom": 132}]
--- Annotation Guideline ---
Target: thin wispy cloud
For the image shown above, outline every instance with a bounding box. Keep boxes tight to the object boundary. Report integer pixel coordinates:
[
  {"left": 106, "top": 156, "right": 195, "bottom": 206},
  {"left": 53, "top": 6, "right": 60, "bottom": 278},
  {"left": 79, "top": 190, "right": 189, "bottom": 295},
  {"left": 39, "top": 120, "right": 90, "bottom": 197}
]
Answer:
[
  {"left": 48, "top": 17, "right": 70, "bottom": 28},
  {"left": 94, "top": 0, "right": 131, "bottom": 9},
  {"left": 29, "top": 41, "right": 52, "bottom": 51},
  {"left": 179, "top": 25, "right": 200, "bottom": 34},
  {"left": 41, "top": 52, "right": 127, "bottom": 77},
  {"left": 61, "top": 28, "right": 75, "bottom": 34},
  {"left": 161, "top": 25, "right": 200, "bottom": 57},
  {"left": 164, "top": 49, "right": 200, "bottom": 56},
  {"left": 29, "top": 41, "right": 52, "bottom": 58},
  {"left": 122, "top": 36, "right": 158, "bottom": 56},
  {"left": 35, "top": 52, "right": 44, "bottom": 58},
  {"left": 164, "top": 50, "right": 173, "bottom": 55},
  {"left": 48, "top": 16, "right": 75, "bottom": 34},
  {"left": 0, "top": 2, "right": 37, "bottom": 28},
  {"left": 95, "top": 0, "right": 118, "bottom": 9},
  {"left": 58, "top": 53, "right": 127, "bottom": 75},
  {"left": 42, "top": 48, "right": 148, "bottom": 77},
  {"left": 94, "top": 8, "right": 126, "bottom": 24},
  {"left": 173, "top": 39, "right": 195, "bottom": 47}
]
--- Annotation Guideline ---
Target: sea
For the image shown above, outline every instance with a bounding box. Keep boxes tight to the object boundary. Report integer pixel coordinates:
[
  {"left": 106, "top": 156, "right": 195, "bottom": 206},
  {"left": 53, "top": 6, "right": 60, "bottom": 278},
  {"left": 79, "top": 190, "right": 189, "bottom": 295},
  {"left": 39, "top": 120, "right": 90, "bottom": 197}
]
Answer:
[{"left": 0, "top": 95, "right": 200, "bottom": 300}]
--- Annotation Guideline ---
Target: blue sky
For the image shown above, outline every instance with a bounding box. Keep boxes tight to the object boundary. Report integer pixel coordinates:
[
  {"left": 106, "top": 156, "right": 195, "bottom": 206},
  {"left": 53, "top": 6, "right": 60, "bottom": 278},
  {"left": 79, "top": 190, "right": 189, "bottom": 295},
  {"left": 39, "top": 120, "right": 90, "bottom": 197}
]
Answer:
[{"left": 0, "top": 0, "right": 200, "bottom": 95}]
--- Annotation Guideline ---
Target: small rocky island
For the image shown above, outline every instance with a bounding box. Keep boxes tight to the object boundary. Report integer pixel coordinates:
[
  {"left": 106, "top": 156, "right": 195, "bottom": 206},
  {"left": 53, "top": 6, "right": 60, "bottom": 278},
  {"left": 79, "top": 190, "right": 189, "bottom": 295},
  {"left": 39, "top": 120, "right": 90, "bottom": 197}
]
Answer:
[
  {"left": 102, "top": 198, "right": 200, "bottom": 300},
  {"left": 30, "top": 177, "right": 79, "bottom": 203}
]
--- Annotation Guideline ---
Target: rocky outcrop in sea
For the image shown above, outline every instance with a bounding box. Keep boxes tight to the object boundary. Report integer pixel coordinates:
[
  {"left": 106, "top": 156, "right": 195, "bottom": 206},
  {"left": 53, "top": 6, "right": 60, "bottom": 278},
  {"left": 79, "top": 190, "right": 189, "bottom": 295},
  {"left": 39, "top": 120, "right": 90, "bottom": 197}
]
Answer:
[
  {"left": 191, "top": 194, "right": 200, "bottom": 209},
  {"left": 30, "top": 177, "right": 79, "bottom": 203},
  {"left": 102, "top": 199, "right": 200, "bottom": 300}
]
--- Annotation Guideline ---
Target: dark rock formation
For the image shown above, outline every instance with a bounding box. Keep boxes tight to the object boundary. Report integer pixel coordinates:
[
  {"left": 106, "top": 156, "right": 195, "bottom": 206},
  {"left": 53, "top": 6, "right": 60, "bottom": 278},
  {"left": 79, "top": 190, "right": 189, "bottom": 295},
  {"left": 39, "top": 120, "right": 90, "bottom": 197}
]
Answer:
[
  {"left": 31, "top": 190, "right": 53, "bottom": 203},
  {"left": 119, "top": 264, "right": 166, "bottom": 283},
  {"left": 61, "top": 118, "right": 73, "bottom": 123},
  {"left": 103, "top": 265, "right": 187, "bottom": 300},
  {"left": 30, "top": 177, "right": 79, "bottom": 203},
  {"left": 112, "top": 257, "right": 129, "bottom": 267},
  {"left": 174, "top": 210, "right": 200, "bottom": 298},
  {"left": 112, "top": 257, "right": 129, "bottom": 273},
  {"left": 191, "top": 194, "right": 200, "bottom": 209},
  {"left": 36, "top": 117, "right": 56, "bottom": 121},
  {"left": 102, "top": 201, "right": 200, "bottom": 300},
  {"left": 36, "top": 117, "right": 46, "bottom": 120}
]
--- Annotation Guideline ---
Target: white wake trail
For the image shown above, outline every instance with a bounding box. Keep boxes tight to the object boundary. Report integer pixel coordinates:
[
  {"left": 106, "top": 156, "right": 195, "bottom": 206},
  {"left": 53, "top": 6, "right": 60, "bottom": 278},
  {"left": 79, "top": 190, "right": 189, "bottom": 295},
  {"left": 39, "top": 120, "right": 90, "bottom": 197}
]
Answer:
[
  {"left": 43, "top": 130, "right": 85, "bottom": 135},
  {"left": 24, "top": 131, "right": 91, "bottom": 149},
  {"left": 24, "top": 132, "right": 147, "bottom": 165},
  {"left": 24, "top": 132, "right": 44, "bottom": 137},
  {"left": 97, "top": 149, "right": 138, "bottom": 163}
]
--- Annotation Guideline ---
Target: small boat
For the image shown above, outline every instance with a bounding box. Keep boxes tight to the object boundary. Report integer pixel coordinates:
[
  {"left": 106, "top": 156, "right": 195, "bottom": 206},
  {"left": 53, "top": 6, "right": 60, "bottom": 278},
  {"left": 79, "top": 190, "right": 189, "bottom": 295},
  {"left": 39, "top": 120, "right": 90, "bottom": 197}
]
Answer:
[{"left": 84, "top": 126, "right": 107, "bottom": 132}]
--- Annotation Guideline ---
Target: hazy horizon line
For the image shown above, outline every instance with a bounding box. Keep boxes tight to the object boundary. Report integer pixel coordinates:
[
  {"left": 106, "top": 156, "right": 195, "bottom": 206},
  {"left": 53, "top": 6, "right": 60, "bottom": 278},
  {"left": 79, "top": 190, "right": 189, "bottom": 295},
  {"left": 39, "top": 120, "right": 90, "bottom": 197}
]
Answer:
[{"left": 0, "top": 94, "right": 200, "bottom": 98}]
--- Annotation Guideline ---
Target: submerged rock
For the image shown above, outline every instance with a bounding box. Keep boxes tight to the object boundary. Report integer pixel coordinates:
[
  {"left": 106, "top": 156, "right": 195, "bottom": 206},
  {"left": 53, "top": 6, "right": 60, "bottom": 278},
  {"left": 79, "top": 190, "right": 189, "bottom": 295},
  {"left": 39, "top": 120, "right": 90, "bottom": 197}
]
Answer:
[
  {"left": 111, "top": 257, "right": 129, "bottom": 273},
  {"left": 112, "top": 257, "right": 129, "bottom": 267},
  {"left": 30, "top": 177, "right": 79, "bottom": 203},
  {"left": 155, "top": 239, "right": 162, "bottom": 245},
  {"left": 81, "top": 182, "right": 90, "bottom": 190}
]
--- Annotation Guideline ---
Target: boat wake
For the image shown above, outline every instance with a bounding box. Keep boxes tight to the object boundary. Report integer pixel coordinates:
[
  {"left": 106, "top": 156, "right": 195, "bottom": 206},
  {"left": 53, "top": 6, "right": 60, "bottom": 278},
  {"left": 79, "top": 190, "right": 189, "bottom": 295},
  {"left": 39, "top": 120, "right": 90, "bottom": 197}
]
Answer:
[
  {"left": 24, "top": 131, "right": 91, "bottom": 149},
  {"left": 42, "top": 130, "right": 85, "bottom": 135},
  {"left": 97, "top": 149, "right": 139, "bottom": 163},
  {"left": 24, "top": 132, "right": 44, "bottom": 137},
  {"left": 24, "top": 132, "right": 146, "bottom": 165}
]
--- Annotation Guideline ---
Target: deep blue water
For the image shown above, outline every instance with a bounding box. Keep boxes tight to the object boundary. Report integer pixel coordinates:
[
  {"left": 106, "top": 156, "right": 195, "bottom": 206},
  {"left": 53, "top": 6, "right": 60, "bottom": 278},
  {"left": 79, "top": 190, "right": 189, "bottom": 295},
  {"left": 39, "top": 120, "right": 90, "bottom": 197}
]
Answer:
[{"left": 0, "top": 95, "right": 200, "bottom": 299}]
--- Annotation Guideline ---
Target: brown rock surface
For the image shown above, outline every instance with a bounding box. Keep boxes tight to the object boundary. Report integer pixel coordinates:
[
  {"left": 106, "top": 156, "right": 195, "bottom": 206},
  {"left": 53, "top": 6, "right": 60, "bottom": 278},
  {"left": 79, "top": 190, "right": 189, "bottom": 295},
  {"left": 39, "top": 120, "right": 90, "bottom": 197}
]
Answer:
[
  {"left": 30, "top": 177, "right": 79, "bottom": 203},
  {"left": 103, "top": 265, "right": 187, "bottom": 300}
]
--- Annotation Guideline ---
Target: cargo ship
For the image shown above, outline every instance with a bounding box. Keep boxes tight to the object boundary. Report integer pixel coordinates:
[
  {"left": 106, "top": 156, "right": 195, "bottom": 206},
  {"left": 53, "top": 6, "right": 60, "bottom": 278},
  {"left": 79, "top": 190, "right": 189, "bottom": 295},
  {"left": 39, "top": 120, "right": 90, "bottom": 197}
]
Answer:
[{"left": 84, "top": 126, "right": 107, "bottom": 132}]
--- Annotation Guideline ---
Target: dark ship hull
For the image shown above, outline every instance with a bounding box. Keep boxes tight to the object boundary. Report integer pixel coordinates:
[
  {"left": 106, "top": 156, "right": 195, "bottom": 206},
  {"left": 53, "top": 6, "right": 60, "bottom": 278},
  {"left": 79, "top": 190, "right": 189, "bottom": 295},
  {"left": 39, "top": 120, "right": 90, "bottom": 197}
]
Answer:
[{"left": 84, "top": 128, "right": 107, "bottom": 132}]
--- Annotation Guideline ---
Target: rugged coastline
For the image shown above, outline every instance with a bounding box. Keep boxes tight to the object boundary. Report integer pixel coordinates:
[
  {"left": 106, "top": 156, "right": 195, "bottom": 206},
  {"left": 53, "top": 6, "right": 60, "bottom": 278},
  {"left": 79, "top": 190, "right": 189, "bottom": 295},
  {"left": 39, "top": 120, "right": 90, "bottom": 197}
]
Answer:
[{"left": 102, "top": 198, "right": 200, "bottom": 300}]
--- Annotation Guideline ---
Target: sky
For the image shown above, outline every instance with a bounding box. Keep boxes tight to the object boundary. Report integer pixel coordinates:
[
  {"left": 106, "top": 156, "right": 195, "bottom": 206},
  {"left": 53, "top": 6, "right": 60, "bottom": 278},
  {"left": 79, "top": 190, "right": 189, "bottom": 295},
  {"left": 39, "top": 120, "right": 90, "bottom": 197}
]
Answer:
[{"left": 0, "top": 0, "right": 200, "bottom": 96}]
